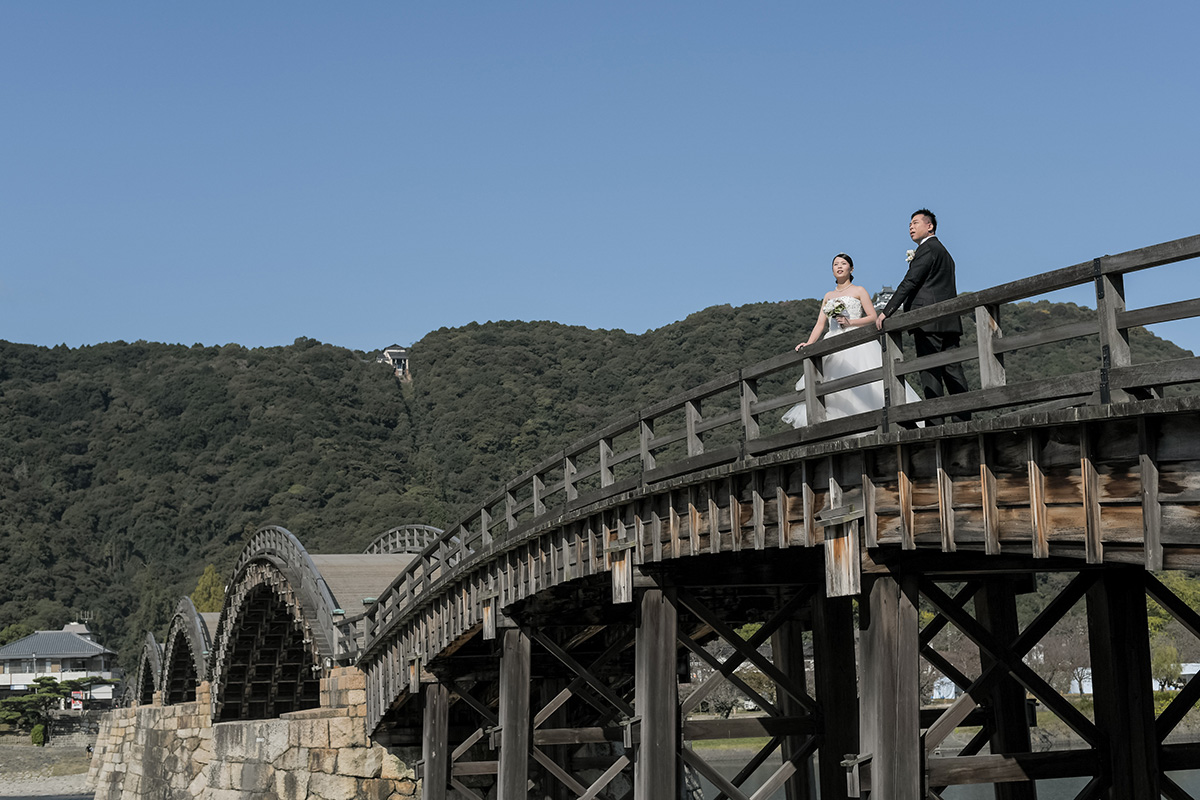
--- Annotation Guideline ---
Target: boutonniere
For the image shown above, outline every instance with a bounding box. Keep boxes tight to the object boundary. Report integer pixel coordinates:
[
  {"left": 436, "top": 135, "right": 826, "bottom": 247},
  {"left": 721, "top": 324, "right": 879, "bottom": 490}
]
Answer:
[{"left": 905, "top": 249, "right": 916, "bottom": 262}]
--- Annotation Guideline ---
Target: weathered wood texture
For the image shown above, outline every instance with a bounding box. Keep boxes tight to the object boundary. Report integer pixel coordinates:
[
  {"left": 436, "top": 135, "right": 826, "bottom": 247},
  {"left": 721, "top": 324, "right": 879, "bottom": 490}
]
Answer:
[
  {"left": 634, "top": 589, "right": 677, "bottom": 800},
  {"left": 859, "top": 576, "right": 921, "bottom": 799},
  {"left": 338, "top": 235, "right": 1200, "bottom": 797},
  {"left": 421, "top": 682, "right": 450, "bottom": 800},
  {"left": 497, "top": 629, "right": 531, "bottom": 800}
]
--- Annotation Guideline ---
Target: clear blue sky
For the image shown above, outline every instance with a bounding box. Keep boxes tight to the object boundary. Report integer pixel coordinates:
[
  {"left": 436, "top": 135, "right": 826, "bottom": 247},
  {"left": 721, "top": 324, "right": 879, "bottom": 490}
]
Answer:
[{"left": 4, "top": 2, "right": 1198, "bottom": 353}]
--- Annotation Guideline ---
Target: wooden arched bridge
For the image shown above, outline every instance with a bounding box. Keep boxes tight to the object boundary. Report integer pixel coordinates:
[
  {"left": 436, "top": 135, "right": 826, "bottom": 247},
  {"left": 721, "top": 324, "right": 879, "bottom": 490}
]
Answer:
[{"left": 132, "top": 235, "right": 1200, "bottom": 799}]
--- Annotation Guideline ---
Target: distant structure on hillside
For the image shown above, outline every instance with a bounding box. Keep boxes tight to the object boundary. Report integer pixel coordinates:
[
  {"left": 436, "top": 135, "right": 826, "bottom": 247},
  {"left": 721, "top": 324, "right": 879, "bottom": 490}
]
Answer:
[
  {"left": 378, "top": 345, "right": 410, "bottom": 381},
  {"left": 872, "top": 285, "right": 895, "bottom": 309},
  {"left": 0, "top": 622, "right": 121, "bottom": 704}
]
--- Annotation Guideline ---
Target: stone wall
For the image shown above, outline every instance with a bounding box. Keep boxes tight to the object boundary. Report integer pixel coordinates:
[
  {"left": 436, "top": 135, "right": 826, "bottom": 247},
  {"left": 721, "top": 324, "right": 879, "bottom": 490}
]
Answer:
[{"left": 87, "top": 669, "right": 418, "bottom": 800}]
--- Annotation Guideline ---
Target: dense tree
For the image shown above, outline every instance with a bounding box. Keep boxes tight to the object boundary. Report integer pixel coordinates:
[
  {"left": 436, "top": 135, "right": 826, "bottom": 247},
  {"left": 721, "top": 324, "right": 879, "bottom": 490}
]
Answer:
[
  {"left": 0, "top": 299, "right": 1193, "bottom": 671},
  {"left": 190, "top": 564, "right": 225, "bottom": 613}
]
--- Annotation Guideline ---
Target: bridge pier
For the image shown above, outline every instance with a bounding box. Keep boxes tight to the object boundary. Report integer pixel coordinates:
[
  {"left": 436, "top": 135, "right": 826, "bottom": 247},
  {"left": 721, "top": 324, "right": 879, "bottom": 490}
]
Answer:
[
  {"left": 812, "top": 592, "right": 857, "bottom": 800},
  {"left": 859, "top": 574, "right": 921, "bottom": 798},
  {"left": 498, "top": 627, "right": 532, "bottom": 800},
  {"left": 976, "top": 579, "right": 1037, "bottom": 800},
  {"left": 772, "top": 616, "right": 814, "bottom": 799},
  {"left": 420, "top": 682, "right": 450, "bottom": 800},
  {"left": 635, "top": 587, "right": 679, "bottom": 799},
  {"left": 1087, "top": 569, "right": 1160, "bottom": 799}
]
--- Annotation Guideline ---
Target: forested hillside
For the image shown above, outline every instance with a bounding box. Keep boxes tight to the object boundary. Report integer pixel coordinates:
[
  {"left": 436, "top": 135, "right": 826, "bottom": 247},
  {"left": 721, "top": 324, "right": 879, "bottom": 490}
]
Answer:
[{"left": 0, "top": 299, "right": 1191, "bottom": 667}]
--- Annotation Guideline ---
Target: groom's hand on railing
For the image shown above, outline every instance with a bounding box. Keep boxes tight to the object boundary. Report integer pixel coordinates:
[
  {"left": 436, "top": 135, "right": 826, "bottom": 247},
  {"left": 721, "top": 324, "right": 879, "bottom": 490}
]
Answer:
[{"left": 875, "top": 313, "right": 886, "bottom": 331}]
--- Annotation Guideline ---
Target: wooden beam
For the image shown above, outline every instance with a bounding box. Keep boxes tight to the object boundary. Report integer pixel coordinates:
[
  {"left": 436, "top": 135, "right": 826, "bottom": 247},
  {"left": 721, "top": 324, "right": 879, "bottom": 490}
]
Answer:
[
  {"left": 1139, "top": 417, "right": 1163, "bottom": 571},
  {"left": 975, "top": 303, "right": 1006, "bottom": 389},
  {"left": 974, "top": 580, "right": 1035, "bottom": 800},
  {"left": 634, "top": 588, "right": 678, "bottom": 800},
  {"left": 979, "top": 434, "right": 1000, "bottom": 556},
  {"left": 926, "top": 749, "right": 1098, "bottom": 784},
  {"left": 1079, "top": 424, "right": 1103, "bottom": 565},
  {"left": 1026, "top": 432, "right": 1049, "bottom": 559},
  {"left": 858, "top": 576, "right": 921, "bottom": 799},
  {"left": 1086, "top": 570, "right": 1159, "bottom": 798},
  {"left": 898, "top": 445, "right": 916, "bottom": 550},
  {"left": 497, "top": 628, "right": 531, "bottom": 800},
  {"left": 812, "top": 593, "right": 856, "bottom": 800},
  {"left": 936, "top": 439, "right": 956, "bottom": 553},
  {"left": 773, "top": 617, "right": 815, "bottom": 800},
  {"left": 422, "top": 682, "right": 450, "bottom": 800}
]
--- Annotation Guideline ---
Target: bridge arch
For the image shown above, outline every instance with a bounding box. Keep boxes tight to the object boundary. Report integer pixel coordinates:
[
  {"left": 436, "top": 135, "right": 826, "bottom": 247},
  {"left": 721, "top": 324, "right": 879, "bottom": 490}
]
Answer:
[
  {"left": 131, "top": 632, "right": 162, "bottom": 706},
  {"left": 207, "top": 524, "right": 422, "bottom": 720},
  {"left": 364, "top": 523, "right": 444, "bottom": 555},
  {"left": 160, "top": 597, "right": 216, "bottom": 705},
  {"left": 208, "top": 526, "right": 335, "bottom": 720}
]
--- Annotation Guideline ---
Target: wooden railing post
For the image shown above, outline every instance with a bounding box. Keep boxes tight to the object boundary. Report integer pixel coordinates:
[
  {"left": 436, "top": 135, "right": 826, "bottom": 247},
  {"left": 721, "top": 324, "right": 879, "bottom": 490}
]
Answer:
[
  {"left": 802, "top": 355, "right": 828, "bottom": 427},
  {"left": 639, "top": 418, "right": 656, "bottom": 471},
  {"left": 975, "top": 304, "right": 1006, "bottom": 389},
  {"left": 599, "top": 436, "right": 614, "bottom": 487},
  {"left": 685, "top": 399, "right": 704, "bottom": 456},
  {"left": 880, "top": 330, "right": 907, "bottom": 432},
  {"left": 1095, "top": 262, "right": 1132, "bottom": 403},
  {"left": 563, "top": 454, "right": 578, "bottom": 502},
  {"left": 740, "top": 377, "right": 760, "bottom": 441}
]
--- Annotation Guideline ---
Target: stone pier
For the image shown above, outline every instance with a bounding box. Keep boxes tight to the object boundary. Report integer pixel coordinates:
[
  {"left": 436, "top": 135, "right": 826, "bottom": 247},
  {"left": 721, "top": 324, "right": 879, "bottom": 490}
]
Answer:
[{"left": 88, "top": 668, "right": 418, "bottom": 800}]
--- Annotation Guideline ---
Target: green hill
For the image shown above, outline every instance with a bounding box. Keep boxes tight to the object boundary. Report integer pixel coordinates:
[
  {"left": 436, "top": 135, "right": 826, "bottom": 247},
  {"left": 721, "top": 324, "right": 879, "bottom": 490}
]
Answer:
[{"left": 0, "top": 300, "right": 1191, "bottom": 667}]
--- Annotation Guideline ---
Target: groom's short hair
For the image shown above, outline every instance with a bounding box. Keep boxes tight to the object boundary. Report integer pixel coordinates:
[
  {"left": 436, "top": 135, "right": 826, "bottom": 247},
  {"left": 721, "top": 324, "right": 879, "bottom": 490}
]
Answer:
[{"left": 912, "top": 208, "right": 937, "bottom": 232}]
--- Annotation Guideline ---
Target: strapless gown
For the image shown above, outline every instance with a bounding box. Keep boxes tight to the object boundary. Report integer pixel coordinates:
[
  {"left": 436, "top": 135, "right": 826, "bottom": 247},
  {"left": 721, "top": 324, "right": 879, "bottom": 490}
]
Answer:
[{"left": 782, "top": 296, "right": 922, "bottom": 428}]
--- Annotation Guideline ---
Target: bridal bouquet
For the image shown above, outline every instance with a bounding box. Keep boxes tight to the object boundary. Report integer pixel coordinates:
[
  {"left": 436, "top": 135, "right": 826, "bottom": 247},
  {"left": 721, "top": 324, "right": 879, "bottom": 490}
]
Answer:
[{"left": 823, "top": 298, "right": 848, "bottom": 319}]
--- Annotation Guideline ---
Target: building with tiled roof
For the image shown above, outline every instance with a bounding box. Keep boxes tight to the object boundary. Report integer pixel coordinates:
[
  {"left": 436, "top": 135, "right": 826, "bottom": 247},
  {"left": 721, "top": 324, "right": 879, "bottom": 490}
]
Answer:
[{"left": 0, "top": 623, "right": 121, "bottom": 701}]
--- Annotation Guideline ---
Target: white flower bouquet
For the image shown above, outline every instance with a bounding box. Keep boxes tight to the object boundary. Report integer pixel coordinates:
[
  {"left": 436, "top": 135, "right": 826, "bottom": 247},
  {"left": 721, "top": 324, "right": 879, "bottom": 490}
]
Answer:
[{"left": 822, "top": 298, "right": 848, "bottom": 319}]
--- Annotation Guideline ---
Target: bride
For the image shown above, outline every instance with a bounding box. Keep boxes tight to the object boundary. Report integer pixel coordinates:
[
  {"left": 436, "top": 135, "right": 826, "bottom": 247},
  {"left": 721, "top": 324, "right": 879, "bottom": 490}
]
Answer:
[{"left": 782, "top": 253, "right": 921, "bottom": 428}]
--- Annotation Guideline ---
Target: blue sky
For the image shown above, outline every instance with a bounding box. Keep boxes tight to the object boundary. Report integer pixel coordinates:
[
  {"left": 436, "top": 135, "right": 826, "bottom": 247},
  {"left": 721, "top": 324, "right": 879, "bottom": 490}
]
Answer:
[{"left": 3, "top": 2, "right": 1198, "bottom": 353}]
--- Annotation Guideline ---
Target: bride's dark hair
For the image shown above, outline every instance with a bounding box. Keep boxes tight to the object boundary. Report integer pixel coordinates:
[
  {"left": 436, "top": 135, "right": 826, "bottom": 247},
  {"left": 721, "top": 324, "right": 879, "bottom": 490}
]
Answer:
[{"left": 833, "top": 252, "right": 854, "bottom": 280}]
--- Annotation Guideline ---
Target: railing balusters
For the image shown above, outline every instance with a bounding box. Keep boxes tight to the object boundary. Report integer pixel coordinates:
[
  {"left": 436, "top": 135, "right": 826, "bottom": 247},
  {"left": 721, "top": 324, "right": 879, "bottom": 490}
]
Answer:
[{"left": 355, "top": 234, "right": 1200, "bottom": 660}]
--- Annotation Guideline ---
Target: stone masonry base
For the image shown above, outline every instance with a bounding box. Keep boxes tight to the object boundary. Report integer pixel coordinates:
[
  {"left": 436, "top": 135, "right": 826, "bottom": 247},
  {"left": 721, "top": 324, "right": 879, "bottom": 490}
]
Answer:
[{"left": 87, "top": 668, "right": 418, "bottom": 800}]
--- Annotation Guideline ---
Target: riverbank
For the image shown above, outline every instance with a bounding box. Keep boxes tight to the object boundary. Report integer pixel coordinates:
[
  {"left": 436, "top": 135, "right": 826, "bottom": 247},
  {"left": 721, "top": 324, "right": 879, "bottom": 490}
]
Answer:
[{"left": 0, "top": 745, "right": 91, "bottom": 798}]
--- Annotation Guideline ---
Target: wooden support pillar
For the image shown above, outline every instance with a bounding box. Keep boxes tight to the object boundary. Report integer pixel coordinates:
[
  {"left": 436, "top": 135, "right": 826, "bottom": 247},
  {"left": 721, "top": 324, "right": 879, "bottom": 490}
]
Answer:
[
  {"left": 497, "top": 628, "right": 532, "bottom": 800},
  {"left": 772, "top": 617, "right": 814, "bottom": 800},
  {"left": 859, "top": 575, "right": 920, "bottom": 799},
  {"left": 421, "top": 682, "right": 450, "bottom": 800},
  {"left": 975, "top": 580, "right": 1035, "bottom": 800},
  {"left": 635, "top": 588, "right": 678, "bottom": 800},
  {"left": 812, "top": 592, "right": 857, "bottom": 800},
  {"left": 1086, "top": 569, "right": 1160, "bottom": 799}
]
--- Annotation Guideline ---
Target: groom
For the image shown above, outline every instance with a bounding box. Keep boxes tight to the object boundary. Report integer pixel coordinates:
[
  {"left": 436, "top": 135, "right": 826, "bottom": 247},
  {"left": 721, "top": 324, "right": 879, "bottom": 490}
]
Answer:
[{"left": 875, "top": 208, "right": 970, "bottom": 421}]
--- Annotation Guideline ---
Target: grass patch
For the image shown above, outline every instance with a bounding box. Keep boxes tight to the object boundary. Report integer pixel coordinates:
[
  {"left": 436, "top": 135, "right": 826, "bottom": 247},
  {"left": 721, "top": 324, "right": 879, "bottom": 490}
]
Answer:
[{"left": 688, "top": 737, "right": 771, "bottom": 751}]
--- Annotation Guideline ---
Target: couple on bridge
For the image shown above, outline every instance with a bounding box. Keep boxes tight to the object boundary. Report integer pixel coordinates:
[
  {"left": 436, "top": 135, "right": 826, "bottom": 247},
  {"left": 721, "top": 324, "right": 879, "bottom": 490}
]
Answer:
[{"left": 782, "top": 208, "right": 971, "bottom": 428}]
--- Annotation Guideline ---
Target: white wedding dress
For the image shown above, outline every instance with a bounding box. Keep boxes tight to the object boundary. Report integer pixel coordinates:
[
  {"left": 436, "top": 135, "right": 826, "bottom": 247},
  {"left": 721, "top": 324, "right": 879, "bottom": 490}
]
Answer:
[{"left": 781, "top": 296, "right": 922, "bottom": 428}]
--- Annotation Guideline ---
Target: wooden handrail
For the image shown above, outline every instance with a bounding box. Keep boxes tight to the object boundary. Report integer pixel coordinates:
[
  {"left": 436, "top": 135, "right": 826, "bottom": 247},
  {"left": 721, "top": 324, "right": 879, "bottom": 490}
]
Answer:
[{"left": 359, "top": 234, "right": 1200, "bottom": 650}]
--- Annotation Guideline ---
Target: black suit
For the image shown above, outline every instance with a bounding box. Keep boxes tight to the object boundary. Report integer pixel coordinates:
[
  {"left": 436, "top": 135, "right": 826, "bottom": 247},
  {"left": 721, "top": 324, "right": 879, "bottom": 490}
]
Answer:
[{"left": 882, "top": 236, "right": 970, "bottom": 415}]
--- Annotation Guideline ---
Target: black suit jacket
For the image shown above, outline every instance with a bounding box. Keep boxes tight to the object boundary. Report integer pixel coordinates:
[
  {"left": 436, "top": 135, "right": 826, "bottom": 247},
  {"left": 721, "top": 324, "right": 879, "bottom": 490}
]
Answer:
[{"left": 881, "top": 236, "right": 962, "bottom": 335}]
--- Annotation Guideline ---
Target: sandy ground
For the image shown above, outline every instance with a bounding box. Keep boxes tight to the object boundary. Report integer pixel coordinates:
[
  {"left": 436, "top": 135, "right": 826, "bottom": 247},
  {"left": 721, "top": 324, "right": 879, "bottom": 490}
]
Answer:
[{"left": 0, "top": 746, "right": 91, "bottom": 798}]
